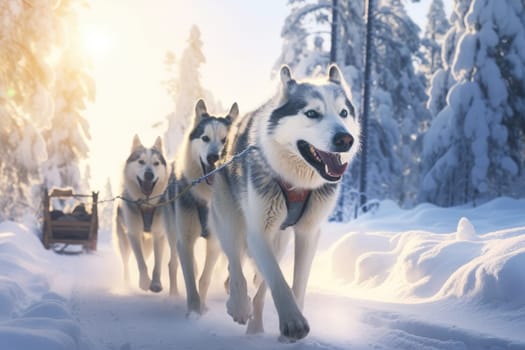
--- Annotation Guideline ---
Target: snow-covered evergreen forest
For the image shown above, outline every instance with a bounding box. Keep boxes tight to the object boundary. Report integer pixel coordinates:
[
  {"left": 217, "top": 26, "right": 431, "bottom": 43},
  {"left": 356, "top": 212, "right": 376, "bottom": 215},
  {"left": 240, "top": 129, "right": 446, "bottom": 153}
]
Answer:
[
  {"left": 2, "top": 2, "right": 525, "bottom": 349},
  {"left": 2, "top": 0, "right": 523, "bottom": 224},
  {"left": 0, "top": 1, "right": 94, "bottom": 222},
  {"left": 274, "top": 0, "right": 525, "bottom": 220}
]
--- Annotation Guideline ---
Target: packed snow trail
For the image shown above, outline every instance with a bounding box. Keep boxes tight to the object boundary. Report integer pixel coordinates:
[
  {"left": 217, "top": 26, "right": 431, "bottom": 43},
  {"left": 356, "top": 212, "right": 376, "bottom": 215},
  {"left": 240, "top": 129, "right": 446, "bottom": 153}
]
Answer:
[
  {"left": 3, "top": 198, "right": 525, "bottom": 349},
  {"left": 68, "top": 273, "right": 524, "bottom": 350},
  {"left": 65, "top": 244, "right": 355, "bottom": 350},
  {"left": 64, "top": 244, "right": 524, "bottom": 350},
  {"left": 70, "top": 288, "right": 355, "bottom": 350}
]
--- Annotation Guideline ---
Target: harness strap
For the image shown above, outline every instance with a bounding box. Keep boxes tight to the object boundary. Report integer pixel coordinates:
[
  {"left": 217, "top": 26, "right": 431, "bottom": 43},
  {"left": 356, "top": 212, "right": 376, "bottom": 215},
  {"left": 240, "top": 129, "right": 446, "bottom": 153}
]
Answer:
[
  {"left": 174, "top": 176, "right": 209, "bottom": 239},
  {"left": 140, "top": 205, "right": 156, "bottom": 233},
  {"left": 277, "top": 179, "right": 311, "bottom": 230},
  {"left": 197, "top": 203, "right": 209, "bottom": 238},
  {"left": 138, "top": 194, "right": 166, "bottom": 232}
]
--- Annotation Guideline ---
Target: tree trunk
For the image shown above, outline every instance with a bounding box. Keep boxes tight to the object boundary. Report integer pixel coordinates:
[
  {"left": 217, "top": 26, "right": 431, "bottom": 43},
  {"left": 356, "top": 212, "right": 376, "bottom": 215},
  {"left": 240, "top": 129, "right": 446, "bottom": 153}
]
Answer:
[
  {"left": 330, "top": 0, "right": 339, "bottom": 63},
  {"left": 359, "top": 0, "right": 374, "bottom": 212}
]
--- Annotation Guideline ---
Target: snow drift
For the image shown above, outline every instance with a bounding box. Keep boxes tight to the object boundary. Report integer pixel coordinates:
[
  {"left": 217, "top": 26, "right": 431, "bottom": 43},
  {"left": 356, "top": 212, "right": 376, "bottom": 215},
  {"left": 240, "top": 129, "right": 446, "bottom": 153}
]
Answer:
[
  {"left": 326, "top": 197, "right": 525, "bottom": 307},
  {"left": 0, "top": 222, "right": 91, "bottom": 350}
]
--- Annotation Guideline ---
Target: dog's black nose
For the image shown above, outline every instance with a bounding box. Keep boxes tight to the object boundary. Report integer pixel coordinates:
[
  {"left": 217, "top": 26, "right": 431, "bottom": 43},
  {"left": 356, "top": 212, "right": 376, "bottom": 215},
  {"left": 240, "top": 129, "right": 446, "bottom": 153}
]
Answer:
[
  {"left": 333, "top": 132, "right": 354, "bottom": 152},
  {"left": 144, "top": 170, "right": 154, "bottom": 182},
  {"left": 207, "top": 154, "right": 219, "bottom": 165}
]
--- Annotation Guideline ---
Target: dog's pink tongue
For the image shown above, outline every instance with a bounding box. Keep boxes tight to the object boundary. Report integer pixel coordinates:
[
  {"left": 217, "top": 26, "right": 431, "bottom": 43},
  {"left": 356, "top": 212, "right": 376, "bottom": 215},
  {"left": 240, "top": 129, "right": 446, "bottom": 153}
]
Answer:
[
  {"left": 204, "top": 165, "right": 215, "bottom": 185},
  {"left": 317, "top": 150, "right": 348, "bottom": 177},
  {"left": 142, "top": 181, "right": 154, "bottom": 195}
]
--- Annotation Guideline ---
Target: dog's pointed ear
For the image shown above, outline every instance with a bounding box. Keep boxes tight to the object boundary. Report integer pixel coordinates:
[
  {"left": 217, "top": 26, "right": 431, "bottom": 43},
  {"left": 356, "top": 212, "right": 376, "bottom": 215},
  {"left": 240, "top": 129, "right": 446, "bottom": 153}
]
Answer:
[
  {"left": 328, "top": 64, "right": 342, "bottom": 84},
  {"left": 280, "top": 65, "right": 294, "bottom": 85},
  {"left": 195, "top": 99, "right": 207, "bottom": 119},
  {"left": 280, "top": 65, "right": 297, "bottom": 96},
  {"left": 153, "top": 136, "right": 163, "bottom": 152},
  {"left": 131, "top": 134, "right": 143, "bottom": 151},
  {"left": 227, "top": 102, "right": 239, "bottom": 122},
  {"left": 328, "top": 64, "right": 353, "bottom": 102}
]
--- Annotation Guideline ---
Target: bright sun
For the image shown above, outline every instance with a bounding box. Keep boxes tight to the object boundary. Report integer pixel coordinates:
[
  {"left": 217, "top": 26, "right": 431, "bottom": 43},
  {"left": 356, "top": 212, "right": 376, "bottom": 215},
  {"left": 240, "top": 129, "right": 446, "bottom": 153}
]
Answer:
[{"left": 82, "top": 27, "right": 112, "bottom": 61}]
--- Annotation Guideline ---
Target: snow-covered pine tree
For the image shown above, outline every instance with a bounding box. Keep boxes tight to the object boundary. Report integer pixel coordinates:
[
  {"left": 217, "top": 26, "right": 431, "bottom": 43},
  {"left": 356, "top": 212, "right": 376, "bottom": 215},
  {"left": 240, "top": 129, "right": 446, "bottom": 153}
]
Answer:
[
  {"left": 275, "top": 0, "right": 365, "bottom": 95},
  {"left": 98, "top": 177, "right": 114, "bottom": 243},
  {"left": 366, "top": 0, "right": 429, "bottom": 207},
  {"left": 0, "top": 1, "right": 73, "bottom": 220},
  {"left": 275, "top": 1, "right": 313, "bottom": 77},
  {"left": 420, "top": 0, "right": 525, "bottom": 206},
  {"left": 162, "top": 50, "right": 177, "bottom": 106},
  {"left": 427, "top": 0, "right": 472, "bottom": 117},
  {"left": 163, "top": 25, "right": 219, "bottom": 159},
  {"left": 421, "top": 0, "right": 473, "bottom": 207},
  {"left": 42, "top": 14, "right": 94, "bottom": 193},
  {"left": 80, "top": 165, "right": 92, "bottom": 194},
  {"left": 274, "top": 0, "right": 334, "bottom": 79},
  {"left": 421, "top": 0, "right": 450, "bottom": 81}
]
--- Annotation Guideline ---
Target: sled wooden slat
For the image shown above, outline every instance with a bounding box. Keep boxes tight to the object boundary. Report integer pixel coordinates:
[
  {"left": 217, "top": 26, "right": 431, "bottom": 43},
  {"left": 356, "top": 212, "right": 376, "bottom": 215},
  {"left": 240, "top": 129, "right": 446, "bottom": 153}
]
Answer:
[
  {"left": 42, "top": 187, "right": 99, "bottom": 252},
  {"left": 50, "top": 188, "right": 74, "bottom": 197}
]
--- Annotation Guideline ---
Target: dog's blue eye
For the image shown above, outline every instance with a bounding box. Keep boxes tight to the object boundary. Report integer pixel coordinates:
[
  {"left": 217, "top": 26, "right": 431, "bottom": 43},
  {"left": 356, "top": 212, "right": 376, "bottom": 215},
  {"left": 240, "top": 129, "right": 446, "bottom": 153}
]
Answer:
[
  {"left": 202, "top": 135, "right": 210, "bottom": 142},
  {"left": 138, "top": 160, "right": 145, "bottom": 165},
  {"left": 305, "top": 110, "right": 320, "bottom": 119},
  {"left": 340, "top": 109, "right": 348, "bottom": 118},
  {"left": 221, "top": 138, "right": 226, "bottom": 144}
]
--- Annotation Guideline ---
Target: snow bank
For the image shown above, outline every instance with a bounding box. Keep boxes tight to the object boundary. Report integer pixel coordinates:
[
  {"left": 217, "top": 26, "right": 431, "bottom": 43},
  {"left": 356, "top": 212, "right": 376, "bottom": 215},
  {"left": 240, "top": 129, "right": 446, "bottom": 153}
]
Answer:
[
  {"left": 324, "top": 198, "right": 525, "bottom": 306},
  {"left": 0, "top": 222, "right": 91, "bottom": 350},
  {"left": 2, "top": 197, "right": 525, "bottom": 349}
]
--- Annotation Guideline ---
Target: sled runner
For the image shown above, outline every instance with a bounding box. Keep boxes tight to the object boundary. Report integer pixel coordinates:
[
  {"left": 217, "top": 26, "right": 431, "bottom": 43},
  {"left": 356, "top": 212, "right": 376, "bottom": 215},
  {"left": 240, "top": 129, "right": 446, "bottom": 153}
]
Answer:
[{"left": 42, "top": 187, "right": 99, "bottom": 252}]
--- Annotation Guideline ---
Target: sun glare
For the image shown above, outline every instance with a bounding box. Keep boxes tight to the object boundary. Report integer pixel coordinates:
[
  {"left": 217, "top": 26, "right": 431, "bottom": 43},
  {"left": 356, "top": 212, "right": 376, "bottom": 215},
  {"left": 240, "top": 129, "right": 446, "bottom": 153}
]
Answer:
[{"left": 82, "top": 26, "right": 112, "bottom": 61}]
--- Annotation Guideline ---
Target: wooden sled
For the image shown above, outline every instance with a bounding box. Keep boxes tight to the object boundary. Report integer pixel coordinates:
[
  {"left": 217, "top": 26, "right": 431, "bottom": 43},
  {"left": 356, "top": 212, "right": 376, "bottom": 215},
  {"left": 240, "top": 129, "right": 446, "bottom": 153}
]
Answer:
[{"left": 42, "top": 187, "right": 99, "bottom": 253}]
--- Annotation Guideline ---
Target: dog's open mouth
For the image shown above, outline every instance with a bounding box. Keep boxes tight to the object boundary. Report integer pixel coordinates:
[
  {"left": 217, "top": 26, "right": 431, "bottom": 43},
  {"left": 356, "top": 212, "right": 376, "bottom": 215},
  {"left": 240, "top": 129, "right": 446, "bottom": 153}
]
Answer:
[
  {"left": 137, "top": 176, "right": 157, "bottom": 196},
  {"left": 200, "top": 160, "right": 216, "bottom": 185},
  {"left": 297, "top": 140, "right": 348, "bottom": 182}
]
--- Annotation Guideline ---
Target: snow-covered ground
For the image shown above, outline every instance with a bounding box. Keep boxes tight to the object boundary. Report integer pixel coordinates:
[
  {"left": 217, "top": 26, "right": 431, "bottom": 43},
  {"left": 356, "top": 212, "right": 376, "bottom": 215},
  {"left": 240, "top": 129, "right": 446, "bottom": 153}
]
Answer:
[{"left": 1, "top": 197, "right": 525, "bottom": 349}]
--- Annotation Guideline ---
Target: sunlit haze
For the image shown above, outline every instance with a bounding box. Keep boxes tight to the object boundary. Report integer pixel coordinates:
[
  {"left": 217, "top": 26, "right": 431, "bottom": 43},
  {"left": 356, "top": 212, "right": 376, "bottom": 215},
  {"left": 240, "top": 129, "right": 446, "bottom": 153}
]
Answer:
[
  {"left": 81, "top": 0, "right": 450, "bottom": 192},
  {"left": 81, "top": 25, "right": 113, "bottom": 61},
  {"left": 81, "top": 0, "right": 288, "bottom": 192}
]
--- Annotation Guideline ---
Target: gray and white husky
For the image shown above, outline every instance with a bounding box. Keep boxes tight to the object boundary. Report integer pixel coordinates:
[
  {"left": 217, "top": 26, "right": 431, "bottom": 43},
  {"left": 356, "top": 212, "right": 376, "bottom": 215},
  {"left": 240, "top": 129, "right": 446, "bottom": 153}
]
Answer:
[
  {"left": 167, "top": 99, "right": 238, "bottom": 315},
  {"left": 114, "top": 135, "right": 170, "bottom": 293},
  {"left": 209, "top": 65, "right": 360, "bottom": 340}
]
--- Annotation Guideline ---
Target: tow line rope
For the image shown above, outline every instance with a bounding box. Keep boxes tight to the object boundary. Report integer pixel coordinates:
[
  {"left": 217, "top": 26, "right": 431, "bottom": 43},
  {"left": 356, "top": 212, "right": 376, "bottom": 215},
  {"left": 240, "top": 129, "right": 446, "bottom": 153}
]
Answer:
[{"left": 96, "top": 145, "right": 258, "bottom": 209}]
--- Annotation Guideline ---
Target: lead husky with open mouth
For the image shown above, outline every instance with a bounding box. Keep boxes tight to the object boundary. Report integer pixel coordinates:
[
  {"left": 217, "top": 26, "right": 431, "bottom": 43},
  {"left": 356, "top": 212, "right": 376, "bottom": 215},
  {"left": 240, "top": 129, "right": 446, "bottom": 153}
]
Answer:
[{"left": 209, "top": 65, "right": 360, "bottom": 341}]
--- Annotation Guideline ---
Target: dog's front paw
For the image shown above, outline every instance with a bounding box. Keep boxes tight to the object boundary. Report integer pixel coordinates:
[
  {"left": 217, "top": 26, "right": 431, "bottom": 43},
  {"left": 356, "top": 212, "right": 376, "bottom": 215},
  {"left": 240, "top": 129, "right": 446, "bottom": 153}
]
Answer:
[
  {"left": 226, "top": 295, "right": 252, "bottom": 325},
  {"left": 279, "top": 311, "right": 309, "bottom": 341},
  {"left": 200, "top": 303, "right": 209, "bottom": 314},
  {"left": 169, "top": 284, "right": 179, "bottom": 296},
  {"left": 149, "top": 281, "right": 163, "bottom": 293},
  {"left": 138, "top": 274, "right": 151, "bottom": 291},
  {"left": 186, "top": 296, "right": 203, "bottom": 317},
  {"left": 246, "top": 318, "right": 264, "bottom": 334}
]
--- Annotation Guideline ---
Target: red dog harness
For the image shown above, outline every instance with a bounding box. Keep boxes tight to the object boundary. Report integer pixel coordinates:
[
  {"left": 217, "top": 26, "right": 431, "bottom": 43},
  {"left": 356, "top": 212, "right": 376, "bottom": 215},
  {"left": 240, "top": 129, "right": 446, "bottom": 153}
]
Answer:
[{"left": 277, "top": 178, "right": 311, "bottom": 230}]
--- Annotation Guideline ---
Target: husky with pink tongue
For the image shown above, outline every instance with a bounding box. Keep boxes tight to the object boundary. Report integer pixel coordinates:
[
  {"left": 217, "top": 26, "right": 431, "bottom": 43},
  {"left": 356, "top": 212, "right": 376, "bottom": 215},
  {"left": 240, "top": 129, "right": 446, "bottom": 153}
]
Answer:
[
  {"left": 209, "top": 65, "right": 360, "bottom": 341},
  {"left": 167, "top": 99, "right": 238, "bottom": 316},
  {"left": 114, "top": 135, "right": 170, "bottom": 293}
]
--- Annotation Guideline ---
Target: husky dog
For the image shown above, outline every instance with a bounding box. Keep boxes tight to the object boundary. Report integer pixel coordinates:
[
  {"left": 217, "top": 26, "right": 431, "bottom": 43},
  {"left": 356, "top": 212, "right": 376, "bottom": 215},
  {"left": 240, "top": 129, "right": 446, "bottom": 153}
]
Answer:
[
  {"left": 209, "top": 65, "right": 360, "bottom": 340},
  {"left": 114, "top": 135, "right": 170, "bottom": 293},
  {"left": 167, "top": 99, "right": 238, "bottom": 315}
]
